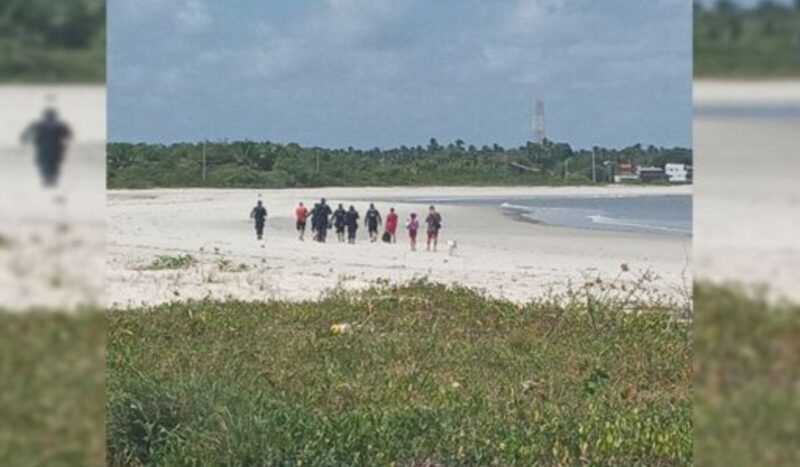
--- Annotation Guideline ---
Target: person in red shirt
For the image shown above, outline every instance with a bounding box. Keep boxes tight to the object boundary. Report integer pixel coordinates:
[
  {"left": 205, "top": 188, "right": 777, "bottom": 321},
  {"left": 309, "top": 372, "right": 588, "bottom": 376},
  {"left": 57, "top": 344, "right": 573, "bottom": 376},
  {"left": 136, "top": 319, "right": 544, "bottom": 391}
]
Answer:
[
  {"left": 385, "top": 207, "right": 399, "bottom": 243},
  {"left": 295, "top": 202, "right": 309, "bottom": 241}
]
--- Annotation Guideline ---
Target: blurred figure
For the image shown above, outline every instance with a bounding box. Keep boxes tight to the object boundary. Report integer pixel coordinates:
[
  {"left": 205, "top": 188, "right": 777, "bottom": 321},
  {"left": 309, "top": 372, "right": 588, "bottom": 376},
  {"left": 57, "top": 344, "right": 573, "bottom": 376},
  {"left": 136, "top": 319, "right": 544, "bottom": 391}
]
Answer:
[
  {"left": 332, "top": 203, "right": 347, "bottom": 242},
  {"left": 364, "top": 203, "right": 382, "bottom": 242},
  {"left": 250, "top": 200, "right": 268, "bottom": 241},
  {"left": 406, "top": 212, "right": 419, "bottom": 251},
  {"left": 385, "top": 207, "right": 398, "bottom": 243},
  {"left": 345, "top": 205, "right": 359, "bottom": 244},
  {"left": 21, "top": 107, "right": 73, "bottom": 188},
  {"left": 295, "top": 201, "right": 309, "bottom": 241},
  {"left": 313, "top": 198, "right": 332, "bottom": 243},
  {"left": 425, "top": 205, "right": 442, "bottom": 252}
]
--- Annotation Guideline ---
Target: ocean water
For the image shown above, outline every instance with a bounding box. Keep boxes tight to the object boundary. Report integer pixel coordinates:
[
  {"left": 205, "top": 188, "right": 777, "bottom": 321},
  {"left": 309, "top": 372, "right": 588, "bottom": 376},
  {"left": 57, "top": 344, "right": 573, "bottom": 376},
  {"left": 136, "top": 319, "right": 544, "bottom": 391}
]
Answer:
[
  {"left": 497, "top": 195, "right": 692, "bottom": 235},
  {"left": 404, "top": 194, "right": 692, "bottom": 236}
]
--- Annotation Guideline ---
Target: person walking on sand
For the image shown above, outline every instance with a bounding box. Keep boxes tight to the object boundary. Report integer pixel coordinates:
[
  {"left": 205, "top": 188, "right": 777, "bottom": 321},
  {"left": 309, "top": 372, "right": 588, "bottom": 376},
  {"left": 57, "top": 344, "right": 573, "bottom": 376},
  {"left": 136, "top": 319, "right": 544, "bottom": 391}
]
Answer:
[
  {"left": 315, "top": 198, "right": 333, "bottom": 242},
  {"left": 345, "top": 205, "right": 360, "bottom": 244},
  {"left": 332, "top": 203, "right": 347, "bottom": 242},
  {"left": 385, "top": 207, "right": 399, "bottom": 243},
  {"left": 406, "top": 212, "right": 419, "bottom": 251},
  {"left": 250, "top": 200, "right": 268, "bottom": 241},
  {"left": 365, "top": 203, "right": 382, "bottom": 242},
  {"left": 309, "top": 202, "right": 321, "bottom": 241},
  {"left": 425, "top": 205, "right": 442, "bottom": 252},
  {"left": 21, "top": 107, "right": 72, "bottom": 187},
  {"left": 295, "top": 201, "right": 309, "bottom": 241}
]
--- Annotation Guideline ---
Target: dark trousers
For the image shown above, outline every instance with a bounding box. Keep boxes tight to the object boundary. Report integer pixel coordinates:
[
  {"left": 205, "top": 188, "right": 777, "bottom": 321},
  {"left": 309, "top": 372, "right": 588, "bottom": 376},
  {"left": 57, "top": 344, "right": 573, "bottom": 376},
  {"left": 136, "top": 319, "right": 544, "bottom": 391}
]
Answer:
[
  {"left": 36, "top": 152, "right": 63, "bottom": 187},
  {"left": 255, "top": 222, "right": 265, "bottom": 239}
]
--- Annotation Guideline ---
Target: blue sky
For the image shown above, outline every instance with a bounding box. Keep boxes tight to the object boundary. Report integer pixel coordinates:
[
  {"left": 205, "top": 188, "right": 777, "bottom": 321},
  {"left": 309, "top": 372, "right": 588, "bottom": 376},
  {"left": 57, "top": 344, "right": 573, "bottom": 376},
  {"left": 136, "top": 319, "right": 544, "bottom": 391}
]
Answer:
[
  {"left": 109, "top": 0, "right": 691, "bottom": 150},
  {"left": 698, "top": 0, "right": 794, "bottom": 6}
]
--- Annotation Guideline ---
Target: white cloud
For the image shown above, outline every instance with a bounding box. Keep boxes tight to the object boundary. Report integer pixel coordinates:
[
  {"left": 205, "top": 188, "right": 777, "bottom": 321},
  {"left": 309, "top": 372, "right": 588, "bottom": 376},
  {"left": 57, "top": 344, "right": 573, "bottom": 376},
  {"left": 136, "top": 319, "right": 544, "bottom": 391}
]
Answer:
[
  {"left": 114, "top": 0, "right": 213, "bottom": 34},
  {"left": 175, "top": 0, "right": 213, "bottom": 33}
]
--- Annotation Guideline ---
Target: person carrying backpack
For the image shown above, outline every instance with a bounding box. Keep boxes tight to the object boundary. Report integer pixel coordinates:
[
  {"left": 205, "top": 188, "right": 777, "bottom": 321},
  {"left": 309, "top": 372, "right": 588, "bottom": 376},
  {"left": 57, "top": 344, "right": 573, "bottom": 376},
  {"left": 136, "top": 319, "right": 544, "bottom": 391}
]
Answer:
[{"left": 425, "top": 205, "right": 442, "bottom": 252}]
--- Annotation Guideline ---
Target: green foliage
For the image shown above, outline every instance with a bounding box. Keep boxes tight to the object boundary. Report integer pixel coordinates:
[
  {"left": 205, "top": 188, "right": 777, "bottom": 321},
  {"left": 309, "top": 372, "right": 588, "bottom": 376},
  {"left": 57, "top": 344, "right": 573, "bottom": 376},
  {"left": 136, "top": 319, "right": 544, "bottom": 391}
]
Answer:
[
  {"left": 0, "top": 232, "right": 12, "bottom": 249},
  {"left": 107, "top": 281, "right": 692, "bottom": 465},
  {"left": 140, "top": 254, "right": 197, "bottom": 270},
  {"left": 694, "top": 1, "right": 800, "bottom": 77},
  {"left": 0, "top": 0, "right": 105, "bottom": 82},
  {"left": 694, "top": 282, "right": 800, "bottom": 466},
  {"left": 0, "top": 311, "right": 105, "bottom": 466},
  {"left": 107, "top": 140, "right": 693, "bottom": 189}
]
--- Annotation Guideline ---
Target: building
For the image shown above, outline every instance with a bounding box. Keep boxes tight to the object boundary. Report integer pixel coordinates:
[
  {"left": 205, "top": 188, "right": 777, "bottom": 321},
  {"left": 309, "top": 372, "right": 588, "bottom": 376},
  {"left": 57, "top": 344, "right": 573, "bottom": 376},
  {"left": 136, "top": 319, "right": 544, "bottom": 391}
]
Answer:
[
  {"left": 636, "top": 166, "right": 667, "bottom": 183},
  {"left": 665, "top": 163, "right": 692, "bottom": 183},
  {"left": 613, "top": 162, "right": 638, "bottom": 183}
]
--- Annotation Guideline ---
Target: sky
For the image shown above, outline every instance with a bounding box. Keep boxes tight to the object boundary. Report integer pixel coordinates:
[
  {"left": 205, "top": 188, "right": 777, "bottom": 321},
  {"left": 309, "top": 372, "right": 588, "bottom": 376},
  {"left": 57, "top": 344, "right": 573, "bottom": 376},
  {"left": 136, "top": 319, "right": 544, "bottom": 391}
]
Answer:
[
  {"left": 698, "top": 0, "right": 794, "bottom": 6},
  {"left": 108, "top": 0, "right": 692, "bottom": 150}
]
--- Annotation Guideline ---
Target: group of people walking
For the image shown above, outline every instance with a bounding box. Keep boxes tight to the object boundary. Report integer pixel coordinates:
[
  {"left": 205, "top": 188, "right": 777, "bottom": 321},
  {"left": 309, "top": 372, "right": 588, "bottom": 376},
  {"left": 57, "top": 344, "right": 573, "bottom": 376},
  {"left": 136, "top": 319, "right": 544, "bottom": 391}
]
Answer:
[{"left": 251, "top": 198, "right": 443, "bottom": 251}]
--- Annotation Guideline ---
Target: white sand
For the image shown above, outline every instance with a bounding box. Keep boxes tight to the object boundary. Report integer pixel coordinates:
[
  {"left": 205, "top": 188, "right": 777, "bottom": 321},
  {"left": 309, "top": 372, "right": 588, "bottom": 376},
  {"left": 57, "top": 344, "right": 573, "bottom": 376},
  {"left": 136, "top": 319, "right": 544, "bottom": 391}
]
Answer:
[
  {"left": 0, "top": 86, "right": 105, "bottom": 311},
  {"left": 694, "top": 80, "right": 800, "bottom": 107},
  {"left": 107, "top": 185, "right": 691, "bottom": 308},
  {"left": 694, "top": 80, "right": 800, "bottom": 302}
]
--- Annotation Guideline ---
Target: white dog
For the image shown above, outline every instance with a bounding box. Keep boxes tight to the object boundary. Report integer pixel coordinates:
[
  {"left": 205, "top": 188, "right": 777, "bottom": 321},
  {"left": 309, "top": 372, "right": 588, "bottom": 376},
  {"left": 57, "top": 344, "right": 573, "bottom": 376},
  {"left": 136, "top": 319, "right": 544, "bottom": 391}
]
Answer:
[{"left": 446, "top": 238, "right": 458, "bottom": 256}]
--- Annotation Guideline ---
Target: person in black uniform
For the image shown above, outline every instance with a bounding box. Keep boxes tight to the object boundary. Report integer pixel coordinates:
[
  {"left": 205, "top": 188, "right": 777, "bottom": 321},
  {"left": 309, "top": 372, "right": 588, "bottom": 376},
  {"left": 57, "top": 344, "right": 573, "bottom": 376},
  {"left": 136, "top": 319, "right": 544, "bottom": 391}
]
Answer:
[
  {"left": 309, "top": 202, "right": 321, "bottom": 241},
  {"left": 345, "top": 205, "right": 360, "bottom": 244},
  {"left": 315, "top": 198, "right": 333, "bottom": 242},
  {"left": 21, "top": 107, "right": 72, "bottom": 187},
  {"left": 332, "top": 203, "right": 347, "bottom": 242},
  {"left": 364, "top": 203, "right": 382, "bottom": 242},
  {"left": 250, "top": 200, "right": 268, "bottom": 240}
]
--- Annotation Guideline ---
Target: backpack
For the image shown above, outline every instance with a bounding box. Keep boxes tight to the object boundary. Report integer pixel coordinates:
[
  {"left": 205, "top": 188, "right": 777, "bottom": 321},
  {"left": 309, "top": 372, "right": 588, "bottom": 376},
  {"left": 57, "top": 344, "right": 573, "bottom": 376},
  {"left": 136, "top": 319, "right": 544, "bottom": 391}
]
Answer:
[{"left": 431, "top": 213, "right": 442, "bottom": 230}]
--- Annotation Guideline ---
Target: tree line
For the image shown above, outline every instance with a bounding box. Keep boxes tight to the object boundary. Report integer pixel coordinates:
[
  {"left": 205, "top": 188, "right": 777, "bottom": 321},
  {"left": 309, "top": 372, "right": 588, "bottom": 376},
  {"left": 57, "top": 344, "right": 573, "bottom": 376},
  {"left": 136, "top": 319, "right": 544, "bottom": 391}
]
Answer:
[
  {"left": 694, "top": 0, "right": 800, "bottom": 77},
  {"left": 107, "top": 139, "right": 693, "bottom": 189},
  {"left": 0, "top": 0, "right": 105, "bottom": 82}
]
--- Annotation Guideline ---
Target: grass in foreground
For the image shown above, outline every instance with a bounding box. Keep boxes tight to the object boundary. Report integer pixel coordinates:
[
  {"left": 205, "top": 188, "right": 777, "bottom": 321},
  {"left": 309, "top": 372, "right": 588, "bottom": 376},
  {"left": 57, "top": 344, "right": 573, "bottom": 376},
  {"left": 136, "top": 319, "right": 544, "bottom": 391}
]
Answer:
[
  {"left": 108, "top": 280, "right": 691, "bottom": 466},
  {"left": 0, "top": 310, "right": 105, "bottom": 466},
  {"left": 139, "top": 254, "right": 198, "bottom": 271},
  {"left": 694, "top": 283, "right": 800, "bottom": 467}
]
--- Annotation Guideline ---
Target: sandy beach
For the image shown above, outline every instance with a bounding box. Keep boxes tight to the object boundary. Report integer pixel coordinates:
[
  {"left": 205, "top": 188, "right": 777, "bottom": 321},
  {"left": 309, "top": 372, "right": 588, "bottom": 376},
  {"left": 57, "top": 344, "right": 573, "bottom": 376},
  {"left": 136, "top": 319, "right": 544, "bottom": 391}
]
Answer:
[
  {"left": 107, "top": 185, "right": 691, "bottom": 308},
  {"left": 694, "top": 80, "right": 800, "bottom": 302}
]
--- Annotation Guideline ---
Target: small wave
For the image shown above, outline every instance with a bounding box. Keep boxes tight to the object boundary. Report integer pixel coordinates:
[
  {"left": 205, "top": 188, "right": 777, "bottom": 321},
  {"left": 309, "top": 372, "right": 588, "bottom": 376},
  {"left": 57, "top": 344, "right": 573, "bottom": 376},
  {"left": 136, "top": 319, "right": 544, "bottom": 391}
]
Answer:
[
  {"left": 588, "top": 215, "right": 690, "bottom": 234},
  {"left": 500, "top": 202, "right": 533, "bottom": 212}
]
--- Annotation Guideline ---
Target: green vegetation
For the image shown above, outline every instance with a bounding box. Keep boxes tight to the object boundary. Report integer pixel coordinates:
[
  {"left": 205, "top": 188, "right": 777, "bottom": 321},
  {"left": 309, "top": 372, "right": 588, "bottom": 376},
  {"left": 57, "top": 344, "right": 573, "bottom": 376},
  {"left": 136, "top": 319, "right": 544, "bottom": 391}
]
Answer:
[
  {"left": 0, "top": 232, "right": 12, "bottom": 249},
  {"left": 140, "top": 254, "right": 198, "bottom": 271},
  {"left": 0, "top": 311, "right": 105, "bottom": 466},
  {"left": 694, "top": 282, "right": 800, "bottom": 466},
  {"left": 0, "top": 0, "right": 105, "bottom": 82},
  {"left": 107, "top": 279, "right": 691, "bottom": 465},
  {"left": 107, "top": 140, "right": 692, "bottom": 189},
  {"left": 694, "top": 1, "right": 800, "bottom": 77}
]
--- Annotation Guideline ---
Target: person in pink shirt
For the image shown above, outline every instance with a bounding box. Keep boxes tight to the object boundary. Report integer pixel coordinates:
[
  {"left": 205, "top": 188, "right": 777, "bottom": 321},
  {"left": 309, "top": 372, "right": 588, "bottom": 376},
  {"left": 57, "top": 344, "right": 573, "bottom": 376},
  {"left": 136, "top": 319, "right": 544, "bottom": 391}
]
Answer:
[
  {"left": 385, "top": 207, "right": 399, "bottom": 243},
  {"left": 406, "top": 212, "right": 419, "bottom": 251}
]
